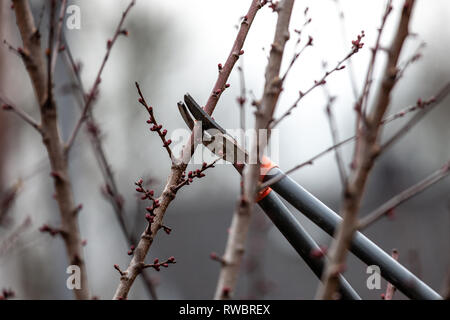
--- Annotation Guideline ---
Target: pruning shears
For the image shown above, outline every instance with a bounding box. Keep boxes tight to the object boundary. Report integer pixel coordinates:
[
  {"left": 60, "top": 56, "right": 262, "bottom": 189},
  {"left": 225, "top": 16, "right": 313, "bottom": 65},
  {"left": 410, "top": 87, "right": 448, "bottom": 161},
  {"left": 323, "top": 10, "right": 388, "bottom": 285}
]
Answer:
[{"left": 178, "top": 94, "right": 442, "bottom": 300}]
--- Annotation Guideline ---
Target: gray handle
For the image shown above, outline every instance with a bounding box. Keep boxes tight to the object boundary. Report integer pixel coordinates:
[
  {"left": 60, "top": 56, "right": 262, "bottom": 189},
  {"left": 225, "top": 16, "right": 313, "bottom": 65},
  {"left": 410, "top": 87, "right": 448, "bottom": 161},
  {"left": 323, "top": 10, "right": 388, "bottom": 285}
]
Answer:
[{"left": 267, "top": 167, "right": 442, "bottom": 300}]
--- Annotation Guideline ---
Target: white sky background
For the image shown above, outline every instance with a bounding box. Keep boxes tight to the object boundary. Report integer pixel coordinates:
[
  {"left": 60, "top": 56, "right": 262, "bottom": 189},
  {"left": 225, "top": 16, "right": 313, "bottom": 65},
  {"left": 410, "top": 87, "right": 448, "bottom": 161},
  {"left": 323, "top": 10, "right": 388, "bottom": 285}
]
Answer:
[
  {"left": 2, "top": 0, "right": 450, "bottom": 299},
  {"left": 75, "top": 0, "right": 450, "bottom": 189},
  {"left": 73, "top": 0, "right": 450, "bottom": 298}
]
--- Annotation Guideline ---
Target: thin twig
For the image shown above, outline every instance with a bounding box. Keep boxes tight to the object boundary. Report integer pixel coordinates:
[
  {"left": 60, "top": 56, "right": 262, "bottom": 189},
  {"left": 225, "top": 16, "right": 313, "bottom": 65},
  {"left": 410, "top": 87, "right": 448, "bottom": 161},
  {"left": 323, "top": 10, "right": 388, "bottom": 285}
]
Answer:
[
  {"left": 323, "top": 85, "right": 347, "bottom": 186},
  {"left": 61, "top": 39, "right": 159, "bottom": 300},
  {"left": 317, "top": 0, "right": 416, "bottom": 300},
  {"left": 270, "top": 35, "right": 364, "bottom": 129},
  {"left": 358, "top": 160, "right": 450, "bottom": 230},
  {"left": 172, "top": 159, "right": 219, "bottom": 193},
  {"left": 383, "top": 249, "right": 399, "bottom": 300},
  {"left": 237, "top": 63, "right": 247, "bottom": 195},
  {"left": 381, "top": 82, "right": 450, "bottom": 153},
  {"left": 113, "top": 0, "right": 264, "bottom": 300},
  {"left": 214, "top": 0, "right": 295, "bottom": 300},
  {"left": 333, "top": 0, "right": 359, "bottom": 99},
  {"left": 357, "top": 0, "right": 393, "bottom": 123},
  {"left": 0, "top": 181, "right": 22, "bottom": 227},
  {"left": 261, "top": 83, "right": 450, "bottom": 190},
  {"left": 351, "top": 0, "right": 393, "bottom": 170},
  {"left": 12, "top": 0, "right": 90, "bottom": 299},
  {"left": 136, "top": 82, "right": 175, "bottom": 161},
  {"left": 65, "top": 0, "right": 136, "bottom": 153},
  {"left": 50, "top": 0, "right": 67, "bottom": 75},
  {"left": 0, "top": 216, "right": 32, "bottom": 257},
  {"left": 0, "top": 98, "right": 41, "bottom": 133},
  {"left": 280, "top": 8, "right": 312, "bottom": 83}
]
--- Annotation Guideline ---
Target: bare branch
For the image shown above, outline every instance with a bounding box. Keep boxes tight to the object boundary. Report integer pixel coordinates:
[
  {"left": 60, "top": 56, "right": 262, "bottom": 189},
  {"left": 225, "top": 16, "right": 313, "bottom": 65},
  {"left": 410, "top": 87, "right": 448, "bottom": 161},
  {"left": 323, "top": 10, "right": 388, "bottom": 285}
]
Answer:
[
  {"left": 12, "top": 0, "right": 90, "bottom": 299},
  {"left": 0, "top": 181, "right": 22, "bottom": 227},
  {"left": 261, "top": 84, "right": 450, "bottom": 190},
  {"left": 0, "top": 98, "right": 41, "bottom": 132},
  {"left": 0, "top": 216, "right": 32, "bottom": 258},
  {"left": 381, "top": 82, "right": 450, "bottom": 152},
  {"left": 323, "top": 86, "right": 347, "bottom": 185},
  {"left": 359, "top": 0, "right": 393, "bottom": 116},
  {"left": 358, "top": 160, "right": 450, "bottom": 230},
  {"left": 50, "top": 0, "right": 67, "bottom": 75},
  {"left": 113, "top": 0, "right": 264, "bottom": 299},
  {"left": 65, "top": 0, "right": 136, "bottom": 153},
  {"left": 333, "top": 0, "right": 359, "bottom": 98},
  {"left": 317, "top": 0, "right": 416, "bottom": 300},
  {"left": 383, "top": 249, "right": 399, "bottom": 300},
  {"left": 214, "top": 0, "right": 296, "bottom": 300},
  {"left": 271, "top": 34, "right": 364, "bottom": 129},
  {"left": 136, "top": 82, "right": 175, "bottom": 161}
]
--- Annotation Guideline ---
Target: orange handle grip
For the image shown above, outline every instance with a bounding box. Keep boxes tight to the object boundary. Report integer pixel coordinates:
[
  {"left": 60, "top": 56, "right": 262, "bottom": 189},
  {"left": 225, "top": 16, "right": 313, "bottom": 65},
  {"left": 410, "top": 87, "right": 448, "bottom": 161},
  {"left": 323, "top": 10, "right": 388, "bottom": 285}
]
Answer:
[{"left": 256, "top": 156, "right": 278, "bottom": 202}]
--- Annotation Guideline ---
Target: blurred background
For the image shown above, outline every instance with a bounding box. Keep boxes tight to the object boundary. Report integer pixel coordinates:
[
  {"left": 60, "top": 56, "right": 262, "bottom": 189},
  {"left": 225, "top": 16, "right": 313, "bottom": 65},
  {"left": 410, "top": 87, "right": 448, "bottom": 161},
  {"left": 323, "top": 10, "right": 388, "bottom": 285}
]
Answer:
[{"left": 0, "top": 0, "right": 449, "bottom": 299}]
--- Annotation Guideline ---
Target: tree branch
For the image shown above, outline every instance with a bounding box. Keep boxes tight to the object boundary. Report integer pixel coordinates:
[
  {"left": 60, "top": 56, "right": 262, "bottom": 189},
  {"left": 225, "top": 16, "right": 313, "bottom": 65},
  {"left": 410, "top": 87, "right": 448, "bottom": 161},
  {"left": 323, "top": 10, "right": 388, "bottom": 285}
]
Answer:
[
  {"left": 12, "top": 0, "right": 90, "bottom": 299},
  {"left": 62, "top": 41, "right": 158, "bottom": 300},
  {"left": 112, "top": 0, "right": 264, "bottom": 300},
  {"left": 358, "top": 160, "right": 450, "bottom": 230},
  {"left": 383, "top": 249, "right": 399, "bottom": 300},
  {"left": 317, "top": 0, "right": 416, "bottom": 300},
  {"left": 260, "top": 84, "right": 450, "bottom": 190},
  {"left": 65, "top": 0, "right": 136, "bottom": 153},
  {"left": 214, "top": 0, "right": 295, "bottom": 300},
  {"left": 0, "top": 98, "right": 41, "bottom": 133}
]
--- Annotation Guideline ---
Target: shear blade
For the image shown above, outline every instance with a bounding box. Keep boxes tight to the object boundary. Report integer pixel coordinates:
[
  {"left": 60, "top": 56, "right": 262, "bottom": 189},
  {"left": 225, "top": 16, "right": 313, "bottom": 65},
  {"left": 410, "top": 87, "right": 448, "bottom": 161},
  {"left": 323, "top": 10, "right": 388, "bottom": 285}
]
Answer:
[
  {"left": 184, "top": 94, "right": 226, "bottom": 134},
  {"left": 179, "top": 93, "right": 248, "bottom": 164}
]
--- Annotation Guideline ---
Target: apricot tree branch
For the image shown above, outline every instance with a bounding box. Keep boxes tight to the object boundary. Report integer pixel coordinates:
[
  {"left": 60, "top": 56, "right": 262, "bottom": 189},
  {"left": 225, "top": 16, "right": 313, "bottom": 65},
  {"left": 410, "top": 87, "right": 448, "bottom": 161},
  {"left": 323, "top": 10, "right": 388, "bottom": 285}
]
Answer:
[
  {"left": 12, "top": 0, "right": 89, "bottom": 299},
  {"left": 261, "top": 84, "right": 450, "bottom": 190},
  {"left": 0, "top": 98, "right": 41, "bottom": 133},
  {"left": 65, "top": 0, "right": 135, "bottom": 153},
  {"left": 62, "top": 42, "right": 158, "bottom": 300},
  {"left": 136, "top": 82, "right": 174, "bottom": 161},
  {"left": 323, "top": 86, "right": 347, "bottom": 186},
  {"left": 214, "top": 0, "right": 295, "bottom": 300},
  {"left": 50, "top": 0, "right": 67, "bottom": 75},
  {"left": 358, "top": 160, "right": 450, "bottom": 230},
  {"left": 113, "top": 0, "right": 264, "bottom": 300},
  {"left": 317, "top": 0, "right": 416, "bottom": 300},
  {"left": 271, "top": 35, "right": 364, "bottom": 129},
  {"left": 383, "top": 249, "right": 399, "bottom": 300},
  {"left": 381, "top": 82, "right": 450, "bottom": 153}
]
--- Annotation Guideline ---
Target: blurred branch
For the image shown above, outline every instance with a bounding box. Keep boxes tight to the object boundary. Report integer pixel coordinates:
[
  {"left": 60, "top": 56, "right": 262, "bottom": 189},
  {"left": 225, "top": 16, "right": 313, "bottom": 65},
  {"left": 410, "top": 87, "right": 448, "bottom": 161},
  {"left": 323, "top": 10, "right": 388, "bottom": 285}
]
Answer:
[
  {"left": 333, "top": 0, "right": 359, "bottom": 98},
  {"left": 0, "top": 98, "right": 41, "bottom": 133},
  {"left": 358, "top": 160, "right": 450, "bottom": 230},
  {"left": 318, "top": 0, "right": 416, "bottom": 300},
  {"left": 0, "top": 181, "right": 22, "bottom": 227},
  {"left": 65, "top": 0, "right": 136, "bottom": 153},
  {"left": 383, "top": 249, "right": 399, "bottom": 300},
  {"left": 0, "top": 216, "right": 32, "bottom": 258},
  {"left": 62, "top": 43, "right": 158, "bottom": 300},
  {"left": 323, "top": 86, "right": 347, "bottom": 186},
  {"left": 214, "top": 0, "right": 295, "bottom": 300},
  {"left": 270, "top": 35, "right": 363, "bottom": 129},
  {"left": 260, "top": 83, "right": 449, "bottom": 190},
  {"left": 381, "top": 82, "right": 450, "bottom": 153},
  {"left": 49, "top": 0, "right": 67, "bottom": 75},
  {"left": 356, "top": 0, "right": 393, "bottom": 122},
  {"left": 0, "top": 0, "right": 9, "bottom": 198},
  {"left": 113, "top": 0, "right": 265, "bottom": 300},
  {"left": 9, "top": 0, "right": 128, "bottom": 299}
]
